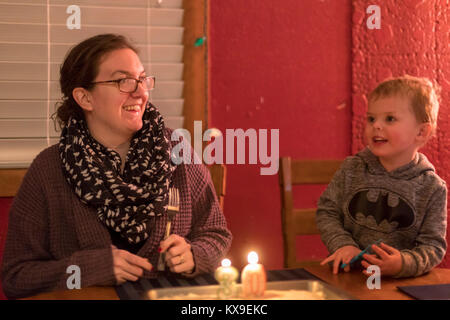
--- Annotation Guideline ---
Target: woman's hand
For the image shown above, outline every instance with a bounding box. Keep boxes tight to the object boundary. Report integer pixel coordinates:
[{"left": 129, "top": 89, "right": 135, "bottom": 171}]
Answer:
[
  {"left": 361, "top": 242, "right": 402, "bottom": 277},
  {"left": 111, "top": 245, "right": 153, "bottom": 285},
  {"left": 320, "top": 245, "right": 361, "bottom": 274},
  {"left": 159, "top": 234, "right": 195, "bottom": 274}
]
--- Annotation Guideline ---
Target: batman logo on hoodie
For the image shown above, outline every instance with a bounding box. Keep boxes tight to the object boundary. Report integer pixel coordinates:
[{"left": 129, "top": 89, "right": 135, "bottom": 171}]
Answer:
[{"left": 348, "top": 189, "right": 415, "bottom": 232}]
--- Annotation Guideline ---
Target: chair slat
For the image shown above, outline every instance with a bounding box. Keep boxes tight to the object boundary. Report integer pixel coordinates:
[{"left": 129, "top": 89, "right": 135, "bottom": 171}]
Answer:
[
  {"left": 290, "top": 159, "right": 342, "bottom": 184},
  {"left": 0, "top": 168, "right": 27, "bottom": 197},
  {"left": 207, "top": 164, "right": 226, "bottom": 210},
  {"left": 279, "top": 157, "right": 343, "bottom": 268}
]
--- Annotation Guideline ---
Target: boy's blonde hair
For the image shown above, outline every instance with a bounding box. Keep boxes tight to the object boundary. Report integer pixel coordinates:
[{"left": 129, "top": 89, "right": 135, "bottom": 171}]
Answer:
[{"left": 368, "top": 75, "right": 440, "bottom": 135}]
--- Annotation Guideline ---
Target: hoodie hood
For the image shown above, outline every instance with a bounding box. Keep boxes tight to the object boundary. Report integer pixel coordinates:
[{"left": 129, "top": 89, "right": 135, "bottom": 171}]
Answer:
[{"left": 356, "top": 147, "right": 435, "bottom": 180}]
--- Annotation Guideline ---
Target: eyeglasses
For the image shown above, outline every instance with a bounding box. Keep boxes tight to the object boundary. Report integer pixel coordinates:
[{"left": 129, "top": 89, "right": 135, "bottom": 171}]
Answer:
[{"left": 90, "top": 76, "right": 156, "bottom": 93}]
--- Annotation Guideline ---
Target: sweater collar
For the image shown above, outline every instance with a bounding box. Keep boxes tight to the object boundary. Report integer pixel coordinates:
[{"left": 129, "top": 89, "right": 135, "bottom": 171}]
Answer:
[{"left": 356, "top": 147, "right": 435, "bottom": 180}]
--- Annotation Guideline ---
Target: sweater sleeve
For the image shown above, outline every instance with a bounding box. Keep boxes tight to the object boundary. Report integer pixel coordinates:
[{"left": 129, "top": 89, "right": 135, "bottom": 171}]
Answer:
[
  {"left": 1, "top": 157, "right": 115, "bottom": 299},
  {"left": 316, "top": 159, "right": 359, "bottom": 254},
  {"left": 393, "top": 183, "right": 448, "bottom": 278},
  {"left": 182, "top": 165, "right": 232, "bottom": 277}
]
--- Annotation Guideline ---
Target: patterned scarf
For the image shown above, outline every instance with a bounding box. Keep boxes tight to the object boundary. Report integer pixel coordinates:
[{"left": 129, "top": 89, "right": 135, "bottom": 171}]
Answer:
[{"left": 59, "top": 102, "right": 176, "bottom": 244}]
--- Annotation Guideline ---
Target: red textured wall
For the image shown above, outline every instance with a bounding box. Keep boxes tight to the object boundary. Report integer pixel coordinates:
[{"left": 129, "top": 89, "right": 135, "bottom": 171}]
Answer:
[
  {"left": 209, "top": 0, "right": 352, "bottom": 269},
  {"left": 352, "top": 0, "right": 450, "bottom": 268}
]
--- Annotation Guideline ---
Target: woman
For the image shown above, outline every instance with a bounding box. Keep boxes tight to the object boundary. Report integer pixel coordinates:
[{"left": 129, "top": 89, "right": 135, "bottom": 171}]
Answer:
[{"left": 1, "top": 34, "right": 232, "bottom": 299}]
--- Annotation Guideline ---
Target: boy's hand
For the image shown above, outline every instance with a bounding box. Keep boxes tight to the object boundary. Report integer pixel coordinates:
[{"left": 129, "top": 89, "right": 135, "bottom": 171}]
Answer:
[
  {"left": 361, "top": 242, "right": 402, "bottom": 276},
  {"left": 320, "top": 245, "right": 361, "bottom": 274}
]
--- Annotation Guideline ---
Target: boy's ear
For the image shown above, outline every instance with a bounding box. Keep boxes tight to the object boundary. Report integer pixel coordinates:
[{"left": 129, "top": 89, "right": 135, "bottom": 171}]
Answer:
[
  {"left": 416, "top": 123, "right": 432, "bottom": 143},
  {"left": 72, "top": 87, "right": 94, "bottom": 112}
]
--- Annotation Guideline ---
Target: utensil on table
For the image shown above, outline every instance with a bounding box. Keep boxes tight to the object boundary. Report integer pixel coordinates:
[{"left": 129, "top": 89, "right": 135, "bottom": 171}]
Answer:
[{"left": 157, "top": 187, "right": 180, "bottom": 271}]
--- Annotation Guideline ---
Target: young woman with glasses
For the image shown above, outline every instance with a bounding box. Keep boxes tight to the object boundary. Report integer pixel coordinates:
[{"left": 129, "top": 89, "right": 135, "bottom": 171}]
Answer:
[{"left": 1, "top": 34, "right": 232, "bottom": 299}]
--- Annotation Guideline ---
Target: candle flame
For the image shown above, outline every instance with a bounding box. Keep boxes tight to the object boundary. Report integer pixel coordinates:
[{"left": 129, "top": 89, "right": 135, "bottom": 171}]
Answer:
[
  {"left": 221, "top": 259, "right": 231, "bottom": 267},
  {"left": 247, "top": 251, "right": 258, "bottom": 264}
]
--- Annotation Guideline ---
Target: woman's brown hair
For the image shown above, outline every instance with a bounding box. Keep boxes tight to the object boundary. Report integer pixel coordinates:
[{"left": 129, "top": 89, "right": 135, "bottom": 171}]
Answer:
[{"left": 53, "top": 34, "right": 138, "bottom": 129}]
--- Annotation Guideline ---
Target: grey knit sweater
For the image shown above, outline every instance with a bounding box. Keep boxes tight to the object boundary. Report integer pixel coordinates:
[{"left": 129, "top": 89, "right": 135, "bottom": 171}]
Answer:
[
  {"left": 1, "top": 139, "right": 232, "bottom": 299},
  {"left": 316, "top": 148, "right": 447, "bottom": 278}
]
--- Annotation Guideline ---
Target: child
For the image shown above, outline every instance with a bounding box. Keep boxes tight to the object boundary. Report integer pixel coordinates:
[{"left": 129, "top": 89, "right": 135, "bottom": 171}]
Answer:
[{"left": 316, "top": 75, "right": 447, "bottom": 278}]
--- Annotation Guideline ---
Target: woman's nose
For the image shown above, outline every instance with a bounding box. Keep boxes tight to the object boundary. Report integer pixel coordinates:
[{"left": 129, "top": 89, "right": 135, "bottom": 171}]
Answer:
[{"left": 131, "top": 81, "right": 149, "bottom": 98}]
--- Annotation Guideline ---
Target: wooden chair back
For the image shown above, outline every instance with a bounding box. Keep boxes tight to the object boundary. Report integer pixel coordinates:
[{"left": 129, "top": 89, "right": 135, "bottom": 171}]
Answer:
[
  {"left": 279, "top": 157, "right": 343, "bottom": 268},
  {"left": 207, "top": 164, "right": 226, "bottom": 210},
  {"left": 0, "top": 169, "right": 27, "bottom": 197},
  {"left": 0, "top": 164, "right": 227, "bottom": 209}
]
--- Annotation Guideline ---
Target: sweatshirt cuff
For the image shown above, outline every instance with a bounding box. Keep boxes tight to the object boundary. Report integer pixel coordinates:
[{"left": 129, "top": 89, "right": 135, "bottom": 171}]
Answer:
[
  {"left": 328, "top": 236, "right": 359, "bottom": 254},
  {"left": 392, "top": 251, "right": 416, "bottom": 278}
]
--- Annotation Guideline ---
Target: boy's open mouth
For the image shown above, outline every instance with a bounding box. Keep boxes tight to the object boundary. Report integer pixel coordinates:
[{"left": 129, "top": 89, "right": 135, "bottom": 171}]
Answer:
[{"left": 372, "top": 136, "right": 388, "bottom": 144}]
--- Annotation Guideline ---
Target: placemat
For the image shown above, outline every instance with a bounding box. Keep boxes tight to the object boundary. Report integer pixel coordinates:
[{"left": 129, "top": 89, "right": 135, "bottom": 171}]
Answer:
[
  {"left": 115, "top": 268, "right": 322, "bottom": 300},
  {"left": 397, "top": 284, "right": 450, "bottom": 300}
]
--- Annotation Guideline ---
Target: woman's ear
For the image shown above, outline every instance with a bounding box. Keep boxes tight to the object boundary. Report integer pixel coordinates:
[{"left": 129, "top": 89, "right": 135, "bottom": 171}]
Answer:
[{"left": 72, "top": 87, "right": 94, "bottom": 111}]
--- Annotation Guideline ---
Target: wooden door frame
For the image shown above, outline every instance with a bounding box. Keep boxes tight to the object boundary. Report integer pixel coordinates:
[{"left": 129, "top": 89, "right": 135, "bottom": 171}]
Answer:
[{"left": 182, "top": 0, "right": 209, "bottom": 140}]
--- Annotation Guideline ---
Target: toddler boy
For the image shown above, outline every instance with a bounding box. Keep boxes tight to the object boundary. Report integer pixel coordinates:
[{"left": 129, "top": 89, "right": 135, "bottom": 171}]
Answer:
[{"left": 317, "top": 75, "right": 447, "bottom": 278}]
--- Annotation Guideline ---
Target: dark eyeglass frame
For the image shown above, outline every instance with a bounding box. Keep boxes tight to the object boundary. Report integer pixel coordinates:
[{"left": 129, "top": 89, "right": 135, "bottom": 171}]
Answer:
[{"left": 90, "top": 76, "right": 156, "bottom": 93}]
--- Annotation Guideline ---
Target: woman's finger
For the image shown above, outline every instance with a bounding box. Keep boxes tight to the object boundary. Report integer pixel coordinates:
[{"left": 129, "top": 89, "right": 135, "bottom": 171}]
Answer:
[
  {"left": 115, "top": 257, "right": 144, "bottom": 277},
  {"left": 169, "top": 253, "right": 194, "bottom": 274},
  {"left": 115, "top": 268, "right": 139, "bottom": 283},
  {"left": 122, "top": 251, "right": 152, "bottom": 271},
  {"left": 160, "top": 234, "right": 184, "bottom": 253}
]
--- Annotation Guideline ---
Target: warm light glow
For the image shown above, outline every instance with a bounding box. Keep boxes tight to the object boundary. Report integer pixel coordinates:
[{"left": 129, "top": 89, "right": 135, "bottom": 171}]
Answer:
[
  {"left": 221, "top": 259, "right": 231, "bottom": 267},
  {"left": 247, "top": 251, "right": 259, "bottom": 264}
]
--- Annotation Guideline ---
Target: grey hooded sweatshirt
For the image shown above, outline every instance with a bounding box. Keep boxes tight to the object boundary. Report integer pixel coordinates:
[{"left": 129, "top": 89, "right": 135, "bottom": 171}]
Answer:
[{"left": 316, "top": 147, "right": 447, "bottom": 278}]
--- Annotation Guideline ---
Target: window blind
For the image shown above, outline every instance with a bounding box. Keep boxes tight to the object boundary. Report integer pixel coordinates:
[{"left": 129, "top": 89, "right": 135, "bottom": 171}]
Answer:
[{"left": 0, "top": 0, "right": 184, "bottom": 168}]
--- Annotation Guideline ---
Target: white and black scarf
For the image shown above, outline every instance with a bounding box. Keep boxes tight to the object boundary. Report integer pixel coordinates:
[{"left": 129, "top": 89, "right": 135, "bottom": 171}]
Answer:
[{"left": 59, "top": 103, "right": 176, "bottom": 244}]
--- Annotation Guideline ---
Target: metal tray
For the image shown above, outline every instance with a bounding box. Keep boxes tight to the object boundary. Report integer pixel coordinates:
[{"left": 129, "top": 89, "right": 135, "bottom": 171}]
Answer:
[{"left": 147, "top": 280, "right": 355, "bottom": 300}]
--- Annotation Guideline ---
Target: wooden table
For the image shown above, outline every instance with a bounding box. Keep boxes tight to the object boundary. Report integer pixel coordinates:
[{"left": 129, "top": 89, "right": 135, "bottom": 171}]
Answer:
[
  {"left": 22, "top": 286, "right": 119, "bottom": 300},
  {"left": 304, "top": 265, "right": 450, "bottom": 300},
  {"left": 23, "top": 266, "right": 450, "bottom": 300}
]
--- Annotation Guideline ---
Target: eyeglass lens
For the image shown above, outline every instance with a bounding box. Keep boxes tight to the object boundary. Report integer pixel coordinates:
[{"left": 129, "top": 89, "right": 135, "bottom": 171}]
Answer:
[{"left": 120, "top": 77, "right": 155, "bottom": 93}]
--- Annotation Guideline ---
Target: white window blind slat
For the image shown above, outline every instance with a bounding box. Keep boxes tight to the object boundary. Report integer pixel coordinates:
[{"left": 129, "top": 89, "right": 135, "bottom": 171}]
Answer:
[
  {"left": 0, "top": 80, "right": 183, "bottom": 101},
  {"left": 0, "top": 44, "right": 183, "bottom": 62},
  {"left": 1, "top": 4, "right": 183, "bottom": 27},
  {"left": 0, "top": 101, "right": 47, "bottom": 118},
  {"left": 0, "top": 24, "right": 183, "bottom": 45},
  {"left": 0, "top": 1, "right": 185, "bottom": 168},
  {"left": 0, "top": 99, "right": 184, "bottom": 119},
  {"left": 0, "top": 0, "right": 182, "bottom": 7},
  {"left": 0, "top": 119, "right": 59, "bottom": 138},
  {"left": 49, "top": 0, "right": 183, "bottom": 8},
  {"left": 0, "top": 138, "right": 59, "bottom": 169},
  {"left": 164, "top": 116, "right": 184, "bottom": 131},
  {"left": 0, "top": 62, "right": 183, "bottom": 81}
]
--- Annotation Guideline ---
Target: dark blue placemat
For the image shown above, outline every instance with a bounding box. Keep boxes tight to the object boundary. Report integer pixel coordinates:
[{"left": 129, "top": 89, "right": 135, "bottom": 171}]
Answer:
[
  {"left": 115, "top": 268, "right": 322, "bottom": 300},
  {"left": 397, "top": 284, "right": 450, "bottom": 300}
]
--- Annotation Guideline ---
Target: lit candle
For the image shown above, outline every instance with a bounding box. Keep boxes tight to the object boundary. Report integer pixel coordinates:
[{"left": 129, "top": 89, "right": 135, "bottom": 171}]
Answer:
[
  {"left": 214, "top": 259, "right": 239, "bottom": 299},
  {"left": 241, "top": 251, "right": 266, "bottom": 297}
]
